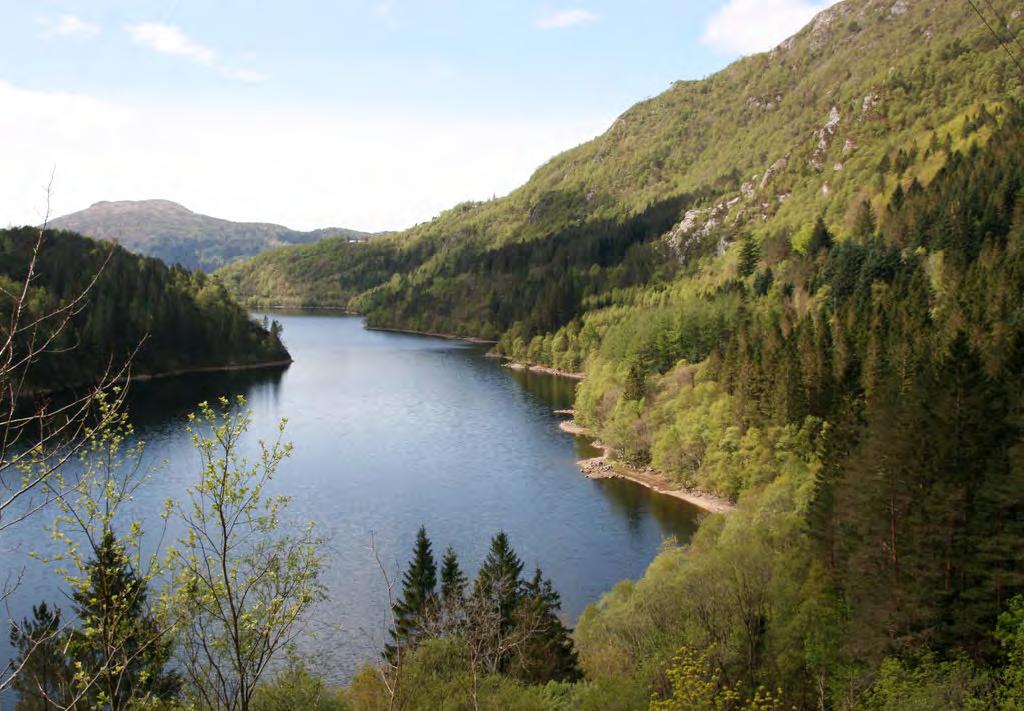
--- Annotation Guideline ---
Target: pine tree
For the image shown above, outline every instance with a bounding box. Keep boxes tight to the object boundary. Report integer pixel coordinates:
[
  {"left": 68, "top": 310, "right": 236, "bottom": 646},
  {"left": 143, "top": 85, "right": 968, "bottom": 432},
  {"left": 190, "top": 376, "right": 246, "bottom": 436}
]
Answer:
[
  {"left": 387, "top": 526, "right": 438, "bottom": 660},
  {"left": 440, "top": 546, "right": 467, "bottom": 603},
  {"left": 70, "top": 529, "right": 181, "bottom": 709}
]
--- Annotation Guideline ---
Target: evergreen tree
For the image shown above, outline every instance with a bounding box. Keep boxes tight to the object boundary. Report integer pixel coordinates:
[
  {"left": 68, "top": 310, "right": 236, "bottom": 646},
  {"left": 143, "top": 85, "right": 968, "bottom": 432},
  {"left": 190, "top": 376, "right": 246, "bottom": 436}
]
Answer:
[
  {"left": 513, "top": 569, "right": 582, "bottom": 684},
  {"left": 737, "top": 236, "right": 760, "bottom": 278},
  {"left": 623, "top": 361, "right": 646, "bottom": 401},
  {"left": 852, "top": 200, "right": 878, "bottom": 240},
  {"left": 387, "top": 526, "right": 438, "bottom": 660},
  {"left": 473, "top": 531, "right": 525, "bottom": 628},
  {"left": 440, "top": 546, "right": 467, "bottom": 603},
  {"left": 888, "top": 183, "right": 905, "bottom": 214},
  {"left": 8, "top": 603, "right": 73, "bottom": 710},
  {"left": 69, "top": 529, "right": 181, "bottom": 709},
  {"left": 806, "top": 216, "right": 834, "bottom": 254}
]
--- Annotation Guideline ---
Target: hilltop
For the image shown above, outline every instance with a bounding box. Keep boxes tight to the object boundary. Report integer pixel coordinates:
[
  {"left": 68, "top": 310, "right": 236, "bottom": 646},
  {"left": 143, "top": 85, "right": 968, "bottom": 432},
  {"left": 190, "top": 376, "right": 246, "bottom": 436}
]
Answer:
[{"left": 48, "top": 199, "right": 375, "bottom": 272}]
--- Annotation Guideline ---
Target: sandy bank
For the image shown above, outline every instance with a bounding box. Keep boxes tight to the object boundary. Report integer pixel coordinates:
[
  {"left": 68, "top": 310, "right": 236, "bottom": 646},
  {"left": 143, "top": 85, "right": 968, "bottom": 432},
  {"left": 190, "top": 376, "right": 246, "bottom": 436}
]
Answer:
[
  {"left": 558, "top": 419, "right": 736, "bottom": 515},
  {"left": 503, "top": 362, "right": 586, "bottom": 380}
]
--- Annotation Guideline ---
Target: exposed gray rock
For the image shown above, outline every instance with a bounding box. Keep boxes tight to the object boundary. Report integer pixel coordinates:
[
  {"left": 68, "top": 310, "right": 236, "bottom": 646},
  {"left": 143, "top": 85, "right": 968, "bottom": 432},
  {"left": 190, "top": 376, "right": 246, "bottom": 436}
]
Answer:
[{"left": 760, "top": 157, "right": 788, "bottom": 189}]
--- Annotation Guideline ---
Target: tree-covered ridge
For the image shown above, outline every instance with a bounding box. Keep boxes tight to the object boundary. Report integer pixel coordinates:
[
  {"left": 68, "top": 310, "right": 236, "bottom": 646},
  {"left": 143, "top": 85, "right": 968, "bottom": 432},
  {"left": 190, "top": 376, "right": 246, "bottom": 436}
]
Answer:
[
  {"left": 48, "top": 199, "right": 375, "bottom": 273},
  {"left": 560, "top": 102, "right": 1024, "bottom": 707},
  {"left": 0, "top": 227, "right": 289, "bottom": 392},
  {"left": 221, "top": 0, "right": 1021, "bottom": 340}
]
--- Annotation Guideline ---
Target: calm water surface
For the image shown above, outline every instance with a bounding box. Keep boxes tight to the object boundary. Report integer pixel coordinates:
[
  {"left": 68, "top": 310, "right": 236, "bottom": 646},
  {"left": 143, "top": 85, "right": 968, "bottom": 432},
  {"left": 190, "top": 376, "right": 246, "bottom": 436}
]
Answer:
[{"left": 1, "top": 312, "right": 701, "bottom": 684}]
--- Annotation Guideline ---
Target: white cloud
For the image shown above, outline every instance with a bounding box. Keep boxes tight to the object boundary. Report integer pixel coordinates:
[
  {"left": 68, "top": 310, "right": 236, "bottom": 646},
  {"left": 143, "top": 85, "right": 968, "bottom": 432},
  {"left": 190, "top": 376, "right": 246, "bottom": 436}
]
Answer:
[
  {"left": 701, "top": 0, "right": 834, "bottom": 55},
  {"left": 125, "top": 22, "right": 217, "bottom": 65},
  {"left": 38, "top": 14, "right": 101, "bottom": 39},
  {"left": 125, "top": 22, "right": 269, "bottom": 83},
  {"left": 537, "top": 9, "right": 598, "bottom": 30},
  {"left": 219, "top": 67, "right": 272, "bottom": 84},
  {"left": 0, "top": 81, "right": 612, "bottom": 233}
]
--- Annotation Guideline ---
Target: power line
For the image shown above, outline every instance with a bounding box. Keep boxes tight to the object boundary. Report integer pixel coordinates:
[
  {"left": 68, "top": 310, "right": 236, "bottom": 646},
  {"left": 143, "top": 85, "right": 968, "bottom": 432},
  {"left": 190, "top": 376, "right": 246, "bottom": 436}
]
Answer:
[
  {"left": 965, "top": 0, "right": 1024, "bottom": 79},
  {"left": 979, "top": 0, "right": 1024, "bottom": 59}
]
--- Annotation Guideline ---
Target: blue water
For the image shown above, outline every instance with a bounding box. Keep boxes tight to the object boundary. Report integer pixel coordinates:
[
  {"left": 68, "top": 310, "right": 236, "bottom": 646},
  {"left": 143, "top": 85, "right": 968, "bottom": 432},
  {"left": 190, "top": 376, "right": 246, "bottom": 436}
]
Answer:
[{"left": 0, "top": 312, "right": 700, "bottom": 685}]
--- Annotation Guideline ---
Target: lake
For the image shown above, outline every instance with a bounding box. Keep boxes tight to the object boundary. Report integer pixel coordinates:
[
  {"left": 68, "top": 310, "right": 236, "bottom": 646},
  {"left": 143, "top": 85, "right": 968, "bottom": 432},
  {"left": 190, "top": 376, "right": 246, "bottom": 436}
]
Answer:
[{"left": 1, "top": 312, "right": 702, "bottom": 685}]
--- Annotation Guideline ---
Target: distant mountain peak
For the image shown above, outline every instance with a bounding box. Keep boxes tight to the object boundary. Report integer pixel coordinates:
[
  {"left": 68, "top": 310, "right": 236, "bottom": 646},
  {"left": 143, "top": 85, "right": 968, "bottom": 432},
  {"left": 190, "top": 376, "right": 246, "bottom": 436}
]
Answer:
[{"left": 48, "top": 199, "right": 373, "bottom": 272}]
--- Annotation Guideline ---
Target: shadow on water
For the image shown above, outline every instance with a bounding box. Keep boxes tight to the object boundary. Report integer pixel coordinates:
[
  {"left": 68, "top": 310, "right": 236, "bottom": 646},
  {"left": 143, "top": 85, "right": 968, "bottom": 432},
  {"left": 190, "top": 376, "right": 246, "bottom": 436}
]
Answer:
[{"left": 124, "top": 365, "right": 288, "bottom": 429}]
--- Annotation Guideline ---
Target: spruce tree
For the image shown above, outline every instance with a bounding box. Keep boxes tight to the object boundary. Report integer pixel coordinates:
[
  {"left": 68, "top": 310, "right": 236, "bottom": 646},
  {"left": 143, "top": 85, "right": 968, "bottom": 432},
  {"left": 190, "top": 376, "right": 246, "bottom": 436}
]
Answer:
[
  {"left": 70, "top": 529, "right": 181, "bottom": 709},
  {"left": 440, "top": 546, "right": 467, "bottom": 603},
  {"left": 852, "top": 200, "right": 878, "bottom": 240},
  {"left": 387, "top": 526, "right": 437, "bottom": 660},
  {"left": 807, "top": 216, "right": 834, "bottom": 254},
  {"left": 737, "top": 236, "right": 760, "bottom": 278},
  {"left": 473, "top": 531, "right": 524, "bottom": 628},
  {"left": 514, "top": 568, "right": 582, "bottom": 684}
]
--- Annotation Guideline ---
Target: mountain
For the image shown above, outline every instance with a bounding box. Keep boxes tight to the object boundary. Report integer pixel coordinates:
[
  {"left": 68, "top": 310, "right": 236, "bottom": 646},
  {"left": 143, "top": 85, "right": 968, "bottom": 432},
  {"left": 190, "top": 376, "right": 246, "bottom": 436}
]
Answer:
[
  {"left": 47, "top": 199, "right": 375, "bottom": 272},
  {"left": 219, "top": 0, "right": 1024, "bottom": 706},
  {"left": 220, "top": 0, "right": 1019, "bottom": 330},
  {"left": 0, "top": 226, "right": 290, "bottom": 392}
]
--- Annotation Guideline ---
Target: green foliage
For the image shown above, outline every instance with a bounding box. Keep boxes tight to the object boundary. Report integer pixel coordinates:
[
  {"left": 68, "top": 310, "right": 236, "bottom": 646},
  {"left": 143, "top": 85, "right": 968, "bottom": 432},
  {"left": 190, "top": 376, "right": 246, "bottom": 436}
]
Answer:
[
  {"left": 0, "top": 227, "right": 288, "bottom": 392},
  {"left": 222, "top": 0, "right": 1022, "bottom": 354},
  {"left": 166, "top": 397, "right": 325, "bottom": 711},
  {"left": 440, "top": 546, "right": 468, "bottom": 604},
  {"left": 387, "top": 526, "right": 438, "bottom": 661},
  {"left": 22, "top": 392, "right": 181, "bottom": 709},
  {"left": 572, "top": 107, "right": 1024, "bottom": 709},
  {"left": 651, "top": 647, "right": 789, "bottom": 711},
  {"left": 8, "top": 603, "right": 73, "bottom": 710},
  {"left": 252, "top": 658, "right": 350, "bottom": 711},
  {"left": 354, "top": 530, "right": 581, "bottom": 707}
]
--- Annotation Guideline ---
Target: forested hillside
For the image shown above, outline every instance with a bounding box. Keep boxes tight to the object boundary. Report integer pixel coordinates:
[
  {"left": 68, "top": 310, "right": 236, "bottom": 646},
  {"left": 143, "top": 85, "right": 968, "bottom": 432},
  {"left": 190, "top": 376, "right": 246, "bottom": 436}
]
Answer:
[
  {"left": 49, "top": 199, "right": 373, "bottom": 272},
  {"left": 221, "top": 0, "right": 1021, "bottom": 335},
  {"left": 0, "top": 227, "right": 289, "bottom": 392}
]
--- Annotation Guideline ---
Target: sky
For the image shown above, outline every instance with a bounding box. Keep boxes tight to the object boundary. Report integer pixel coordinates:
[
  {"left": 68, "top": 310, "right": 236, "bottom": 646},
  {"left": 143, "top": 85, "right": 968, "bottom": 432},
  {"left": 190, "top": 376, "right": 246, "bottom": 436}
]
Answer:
[{"left": 0, "top": 0, "right": 834, "bottom": 232}]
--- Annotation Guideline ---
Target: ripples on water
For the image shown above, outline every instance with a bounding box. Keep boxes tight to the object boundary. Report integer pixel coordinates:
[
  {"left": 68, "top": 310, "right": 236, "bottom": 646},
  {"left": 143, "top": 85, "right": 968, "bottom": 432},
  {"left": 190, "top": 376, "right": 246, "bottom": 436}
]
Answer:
[{"left": 1, "top": 312, "right": 701, "bottom": 684}]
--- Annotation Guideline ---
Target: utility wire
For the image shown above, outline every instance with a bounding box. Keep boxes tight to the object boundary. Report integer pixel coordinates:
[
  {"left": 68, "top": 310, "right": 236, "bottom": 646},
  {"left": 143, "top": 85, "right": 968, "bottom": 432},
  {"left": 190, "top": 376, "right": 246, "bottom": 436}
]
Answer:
[
  {"left": 965, "top": 0, "right": 1024, "bottom": 79},
  {"left": 979, "top": 0, "right": 1024, "bottom": 59}
]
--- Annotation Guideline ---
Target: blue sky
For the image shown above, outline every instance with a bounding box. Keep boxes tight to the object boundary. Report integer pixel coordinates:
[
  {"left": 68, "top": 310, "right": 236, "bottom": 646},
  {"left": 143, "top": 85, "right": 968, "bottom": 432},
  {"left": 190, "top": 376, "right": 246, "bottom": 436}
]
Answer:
[{"left": 0, "top": 1, "right": 832, "bottom": 231}]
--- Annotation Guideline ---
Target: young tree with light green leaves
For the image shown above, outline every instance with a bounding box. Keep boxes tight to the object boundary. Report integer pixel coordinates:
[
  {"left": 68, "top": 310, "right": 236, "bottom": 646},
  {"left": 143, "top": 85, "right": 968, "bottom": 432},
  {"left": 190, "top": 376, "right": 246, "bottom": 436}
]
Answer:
[
  {"left": 31, "top": 391, "right": 180, "bottom": 710},
  {"left": 166, "top": 396, "right": 324, "bottom": 711}
]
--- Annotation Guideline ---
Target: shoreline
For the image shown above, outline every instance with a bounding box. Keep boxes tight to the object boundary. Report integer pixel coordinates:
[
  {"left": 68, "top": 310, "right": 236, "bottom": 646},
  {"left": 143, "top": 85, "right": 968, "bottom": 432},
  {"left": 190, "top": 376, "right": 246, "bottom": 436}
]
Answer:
[
  {"left": 129, "top": 358, "right": 294, "bottom": 383},
  {"left": 503, "top": 361, "right": 586, "bottom": 380},
  {"left": 558, "top": 419, "right": 736, "bottom": 515},
  {"left": 25, "top": 358, "right": 293, "bottom": 399},
  {"left": 364, "top": 325, "right": 497, "bottom": 345}
]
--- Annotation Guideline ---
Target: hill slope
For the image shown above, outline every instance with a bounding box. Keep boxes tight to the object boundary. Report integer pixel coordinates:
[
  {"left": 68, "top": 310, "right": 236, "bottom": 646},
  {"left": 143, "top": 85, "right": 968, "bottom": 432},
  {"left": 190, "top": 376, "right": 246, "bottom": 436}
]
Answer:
[
  {"left": 220, "top": 0, "right": 1022, "bottom": 338},
  {"left": 0, "top": 226, "right": 290, "bottom": 392},
  {"left": 49, "top": 199, "right": 374, "bottom": 272}
]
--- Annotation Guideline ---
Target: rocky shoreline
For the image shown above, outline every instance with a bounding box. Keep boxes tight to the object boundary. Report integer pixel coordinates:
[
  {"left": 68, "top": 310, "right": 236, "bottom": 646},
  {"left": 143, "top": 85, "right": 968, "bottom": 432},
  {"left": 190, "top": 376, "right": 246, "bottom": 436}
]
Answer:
[
  {"left": 503, "top": 361, "right": 586, "bottom": 380},
  {"left": 558, "top": 419, "right": 736, "bottom": 515}
]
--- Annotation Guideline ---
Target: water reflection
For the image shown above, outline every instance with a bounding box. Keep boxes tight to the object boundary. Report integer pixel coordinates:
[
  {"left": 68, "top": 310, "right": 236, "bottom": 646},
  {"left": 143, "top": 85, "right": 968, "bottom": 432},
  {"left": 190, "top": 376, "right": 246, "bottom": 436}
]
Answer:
[{"left": 0, "top": 313, "right": 702, "bottom": 685}]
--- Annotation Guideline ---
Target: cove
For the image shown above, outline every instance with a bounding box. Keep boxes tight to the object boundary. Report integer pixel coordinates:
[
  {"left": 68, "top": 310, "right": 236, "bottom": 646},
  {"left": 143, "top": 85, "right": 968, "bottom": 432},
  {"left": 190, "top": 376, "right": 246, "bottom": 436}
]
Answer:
[{"left": 0, "top": 312, "right": 702, "bottom": 684}]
